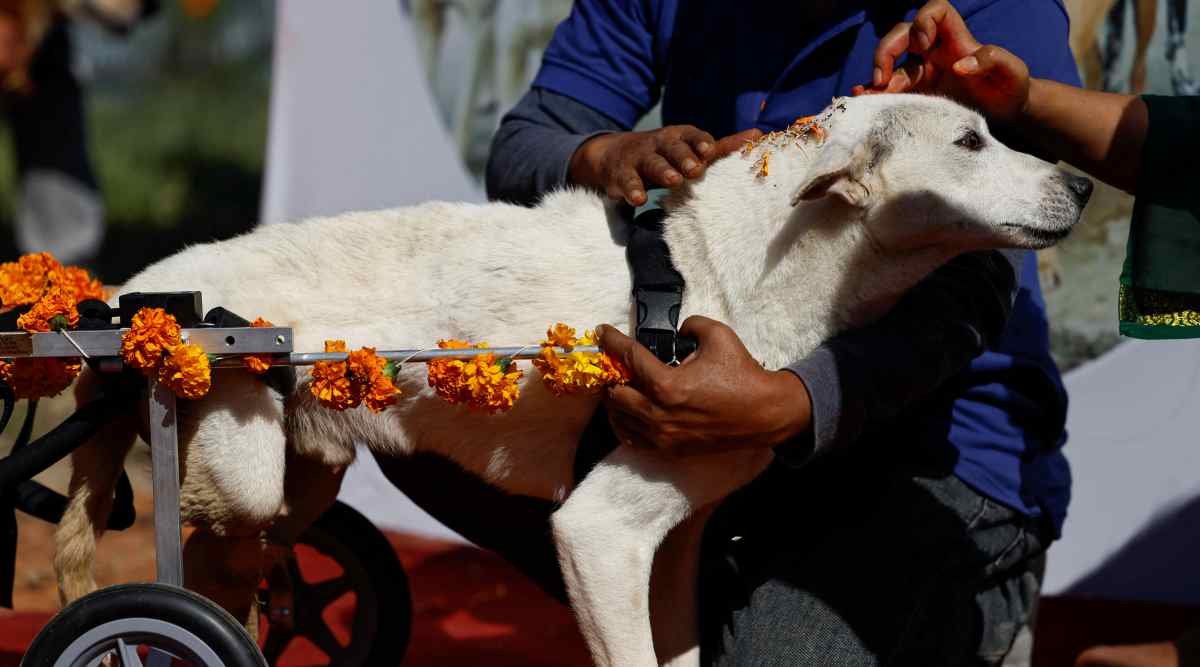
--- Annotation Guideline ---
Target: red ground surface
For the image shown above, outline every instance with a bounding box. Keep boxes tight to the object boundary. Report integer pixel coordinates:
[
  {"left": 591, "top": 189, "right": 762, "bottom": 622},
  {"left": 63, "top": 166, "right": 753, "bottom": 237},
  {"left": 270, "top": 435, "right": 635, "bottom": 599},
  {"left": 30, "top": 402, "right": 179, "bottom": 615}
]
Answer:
[
  {"left": 0, "top": 531, "right": 591, "bottom": 666},
  {"left": 3, "top": 515, "right": 1198, "bottom": 666}
]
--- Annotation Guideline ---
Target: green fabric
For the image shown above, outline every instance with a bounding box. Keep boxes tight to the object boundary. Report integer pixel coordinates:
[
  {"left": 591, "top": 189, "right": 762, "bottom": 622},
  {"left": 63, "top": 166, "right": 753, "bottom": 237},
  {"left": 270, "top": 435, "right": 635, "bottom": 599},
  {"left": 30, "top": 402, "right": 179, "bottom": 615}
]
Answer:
[{"left": 1119, "top": 95, "right": 1200, "bottom": 339}]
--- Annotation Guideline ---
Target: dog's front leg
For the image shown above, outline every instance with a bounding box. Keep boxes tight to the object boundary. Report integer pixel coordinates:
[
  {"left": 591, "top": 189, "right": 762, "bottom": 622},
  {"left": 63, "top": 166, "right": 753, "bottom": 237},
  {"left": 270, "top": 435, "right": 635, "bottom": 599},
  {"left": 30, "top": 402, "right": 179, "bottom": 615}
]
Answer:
[{"left": 552, "top": 445, "right": 771, "bottom": 667}]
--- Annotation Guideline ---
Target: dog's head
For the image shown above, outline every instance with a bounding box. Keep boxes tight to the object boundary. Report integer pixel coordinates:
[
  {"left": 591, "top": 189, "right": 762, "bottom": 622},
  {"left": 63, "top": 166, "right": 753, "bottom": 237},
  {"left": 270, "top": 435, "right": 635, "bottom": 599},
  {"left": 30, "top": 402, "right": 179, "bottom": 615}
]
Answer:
[{"left": 791, "top": 94, "right": 1091, "bottom": 253}]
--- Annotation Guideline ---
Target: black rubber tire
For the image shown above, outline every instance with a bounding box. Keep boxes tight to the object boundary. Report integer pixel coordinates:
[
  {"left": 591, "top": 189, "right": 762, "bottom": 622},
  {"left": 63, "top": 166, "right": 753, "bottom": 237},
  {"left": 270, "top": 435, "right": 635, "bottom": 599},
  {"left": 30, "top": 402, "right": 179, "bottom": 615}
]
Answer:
[
  {"left": 22, "top": 582, "right": 266, "bottom": 667},
  {"left": 260, "top": 500, "right": 412, "bottom": 666}
]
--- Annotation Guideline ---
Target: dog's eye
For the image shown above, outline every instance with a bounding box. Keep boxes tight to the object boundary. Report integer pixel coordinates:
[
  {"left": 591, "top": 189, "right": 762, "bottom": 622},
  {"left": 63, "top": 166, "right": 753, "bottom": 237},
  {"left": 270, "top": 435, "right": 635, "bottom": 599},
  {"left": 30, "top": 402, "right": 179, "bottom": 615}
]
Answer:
[{"left": 954, "top": 130, "right": 984, "bottom": 151}]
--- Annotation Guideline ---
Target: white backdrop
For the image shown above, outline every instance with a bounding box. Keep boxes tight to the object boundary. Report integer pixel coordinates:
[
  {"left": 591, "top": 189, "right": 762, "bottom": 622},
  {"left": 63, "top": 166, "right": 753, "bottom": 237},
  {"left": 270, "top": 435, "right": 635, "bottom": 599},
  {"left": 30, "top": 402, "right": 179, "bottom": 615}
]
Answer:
[
  {"left": 262, "top": 2, "right": 1200, "bottom": 599},
  {"left": 1044, "top": 339, "right": 1200, "bottom": 603},
  {"left": 262, "top": 1, "right": 480, "bottom": 542}
]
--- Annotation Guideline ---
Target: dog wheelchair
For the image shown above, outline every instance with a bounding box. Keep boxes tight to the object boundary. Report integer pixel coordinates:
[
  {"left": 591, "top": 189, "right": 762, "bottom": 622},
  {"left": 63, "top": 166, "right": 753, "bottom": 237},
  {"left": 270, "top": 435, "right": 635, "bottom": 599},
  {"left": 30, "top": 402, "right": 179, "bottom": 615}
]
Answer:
[{"left": 0, "top": 292, "right": 412, "bottom": 666}]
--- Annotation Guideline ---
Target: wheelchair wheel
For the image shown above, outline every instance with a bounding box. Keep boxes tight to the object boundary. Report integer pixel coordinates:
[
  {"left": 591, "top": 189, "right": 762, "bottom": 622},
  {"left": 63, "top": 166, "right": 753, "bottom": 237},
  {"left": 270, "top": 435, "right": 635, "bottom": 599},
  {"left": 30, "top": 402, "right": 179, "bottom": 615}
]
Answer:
[
  {"left": 258, "top": 500, "right": 412, "bottom": 665},
  {"left": 22, "top": 582, "right": 266, "bottom": 667}
]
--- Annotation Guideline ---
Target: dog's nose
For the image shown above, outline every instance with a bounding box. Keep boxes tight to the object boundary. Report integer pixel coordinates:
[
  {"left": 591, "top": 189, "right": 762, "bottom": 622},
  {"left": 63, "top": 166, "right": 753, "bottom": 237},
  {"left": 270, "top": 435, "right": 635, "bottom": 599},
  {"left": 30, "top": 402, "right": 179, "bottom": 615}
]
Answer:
[{"left": 1067, "top": 174, "right": 1094, "bottom": 206}]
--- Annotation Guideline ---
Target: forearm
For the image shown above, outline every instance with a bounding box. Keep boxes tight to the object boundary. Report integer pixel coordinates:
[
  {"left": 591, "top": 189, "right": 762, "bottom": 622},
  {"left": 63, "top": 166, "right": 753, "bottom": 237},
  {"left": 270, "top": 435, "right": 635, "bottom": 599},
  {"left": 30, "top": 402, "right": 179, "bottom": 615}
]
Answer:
[
  {"left": 485, "top": 88, "right": 624, "bottom": 205},
  {"left": 1016, "top": 79, "right": 1147, "bottom": 193},
  {"left": 784, "top": 250, "right": 1018, "bottom": 455}
]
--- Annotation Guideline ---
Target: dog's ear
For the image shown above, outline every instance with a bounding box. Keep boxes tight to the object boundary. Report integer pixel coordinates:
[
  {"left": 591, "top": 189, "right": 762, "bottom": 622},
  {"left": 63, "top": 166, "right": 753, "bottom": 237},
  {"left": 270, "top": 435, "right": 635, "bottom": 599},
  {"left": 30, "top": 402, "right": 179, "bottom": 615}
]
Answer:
[{"left": 791, "top": 139, "right": 877, "bottom": 208}]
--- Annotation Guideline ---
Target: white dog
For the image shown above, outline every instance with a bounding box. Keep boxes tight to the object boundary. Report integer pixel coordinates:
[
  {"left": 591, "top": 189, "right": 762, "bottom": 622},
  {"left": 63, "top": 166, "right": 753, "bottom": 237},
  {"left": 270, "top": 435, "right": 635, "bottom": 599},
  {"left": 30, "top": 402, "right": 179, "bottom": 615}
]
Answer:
[{"left": 54, "top": 94, "right": 1090, "bottom": 667}]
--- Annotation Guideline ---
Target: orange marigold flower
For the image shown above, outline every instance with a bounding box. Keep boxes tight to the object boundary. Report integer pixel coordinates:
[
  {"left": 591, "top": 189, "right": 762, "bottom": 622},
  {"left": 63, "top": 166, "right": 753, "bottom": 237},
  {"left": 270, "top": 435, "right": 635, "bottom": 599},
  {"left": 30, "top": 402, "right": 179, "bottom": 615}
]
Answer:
[
  {"left": 121, "top": 307, "right": 182, "bottom": 373},
  {"left": 157, "top": 342, "right": 212, "bottom": 400},
  {"left": 346, "top": 346, "right": 383, "bottom": 382},
  {"left": 52, "top": 266, "right": 106, "bottom": 303},
  {"left": 427, "top": 339, "right": 475, "bottom": 405},
  {"left": 595, "top": 352, "right": 630, "bottom": 386},
  {"left": 0, "top": 252, "right": 61, "bottom": 308},
  {"left": 310, "top": 340, "right": 359, "bottom": 410},
  {"left": 542, "top": 323, "right": 578, "bottom": 350},
  {"left": 347, "top": 346, "right": 401, "bottom": 413},
  {"left": 363, "top": 373, "right": 401, "bottom": 413},
  {"left": 532, "top": 347, "right": 570, "bottom": 395},
  {"left": 0, "top": 357, "right": 81, "bottom": 399},
  {"left": 242, "top": 317, "right": 274, "bottom": 374},
  {"left": 16, "top": 287, "right": 79, "bottom": 332}
]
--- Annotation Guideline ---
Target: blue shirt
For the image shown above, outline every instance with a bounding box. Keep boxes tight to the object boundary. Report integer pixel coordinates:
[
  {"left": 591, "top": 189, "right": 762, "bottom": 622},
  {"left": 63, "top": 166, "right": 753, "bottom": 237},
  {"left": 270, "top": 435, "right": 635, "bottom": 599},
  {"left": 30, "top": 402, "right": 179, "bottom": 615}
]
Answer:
[{"left": 530, "top": 0, "right": 1077, "bottom": 534}]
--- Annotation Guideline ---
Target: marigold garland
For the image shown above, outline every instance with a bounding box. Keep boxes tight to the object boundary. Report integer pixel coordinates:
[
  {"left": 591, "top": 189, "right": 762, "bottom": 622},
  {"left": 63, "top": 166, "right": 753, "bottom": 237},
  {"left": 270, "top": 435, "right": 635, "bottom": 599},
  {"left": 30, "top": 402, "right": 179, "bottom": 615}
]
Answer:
[
  {"left": 0, "top": 267, "right": 631, "bottom": 410},
  {"left": 243, "top": 318, "right": 275, "bottom": 374},
  {"left": 308, "top": 341, "right": 401, "bottom": 412}
]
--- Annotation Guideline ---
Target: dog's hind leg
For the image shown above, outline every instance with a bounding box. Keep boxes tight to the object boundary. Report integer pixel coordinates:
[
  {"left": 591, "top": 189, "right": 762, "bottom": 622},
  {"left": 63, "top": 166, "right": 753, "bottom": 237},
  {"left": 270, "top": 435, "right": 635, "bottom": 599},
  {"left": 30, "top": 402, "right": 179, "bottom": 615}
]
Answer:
[
  {"left": 552, "top": 445, "right": 771, "bottom": 667},
  {"left": 178, "top": 372, "right": 288, "bottom": 634},
  {"left": 183, "top": 524, "right": 271, "bottom": 634},
  {"left": 263, "top": 444, "right": 347, "bottom": 569},
  {"left": 54, "top": 370, "right": 138, "bottom": 606}
]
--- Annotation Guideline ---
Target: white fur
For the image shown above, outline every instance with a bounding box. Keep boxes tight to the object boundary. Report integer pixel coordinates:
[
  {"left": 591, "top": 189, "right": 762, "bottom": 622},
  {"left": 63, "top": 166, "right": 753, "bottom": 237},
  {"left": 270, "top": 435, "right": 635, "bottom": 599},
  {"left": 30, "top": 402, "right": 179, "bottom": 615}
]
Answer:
[{"left": 55, "top": 95, "right": 1087, "bottom": 666}]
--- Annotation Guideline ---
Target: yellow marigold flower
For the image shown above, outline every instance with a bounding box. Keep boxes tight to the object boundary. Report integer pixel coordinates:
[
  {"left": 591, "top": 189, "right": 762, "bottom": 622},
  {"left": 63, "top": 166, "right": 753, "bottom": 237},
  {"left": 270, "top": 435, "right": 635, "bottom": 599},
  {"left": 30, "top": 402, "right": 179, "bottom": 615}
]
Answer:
[
  {"left": 310, "top": 340, "right": 359, "bottom": 411},
  {"left": 121, "top": 307, "right": 183, "bottom": 374},
  {"left": 157, "top": 342, "right": 212, "bottom": 400},
  {"left": 534, "top": 325, "right": 628, "bottom": 395},
  {"left": 242, "top": 317, "right": 274, "bottom": 374},
  {"left": 0, "top": 357, "right": 81, "bottom": 399},
  {"left": 542, "top": 323, "right": 578, "bottom": 350},
  {"left": 461, "top": 352, "right": 522, "bottom": 413},
  {"left": 324, "top": 340, "right": 347, "bottom": 354},
  {"left": 16, "top": 287, "right": 79, "bottom": 332},
  {"left": 427, "top": 340, "right": 519, "bottom": 412}
]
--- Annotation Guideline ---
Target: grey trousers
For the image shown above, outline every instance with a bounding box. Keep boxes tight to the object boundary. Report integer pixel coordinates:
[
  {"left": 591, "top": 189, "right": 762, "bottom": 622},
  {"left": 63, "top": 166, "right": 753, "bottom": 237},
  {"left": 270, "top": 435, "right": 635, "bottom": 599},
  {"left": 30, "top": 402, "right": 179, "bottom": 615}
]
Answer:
[{"left": 699, "top": 446, "right": 1049, "bottom": 667}]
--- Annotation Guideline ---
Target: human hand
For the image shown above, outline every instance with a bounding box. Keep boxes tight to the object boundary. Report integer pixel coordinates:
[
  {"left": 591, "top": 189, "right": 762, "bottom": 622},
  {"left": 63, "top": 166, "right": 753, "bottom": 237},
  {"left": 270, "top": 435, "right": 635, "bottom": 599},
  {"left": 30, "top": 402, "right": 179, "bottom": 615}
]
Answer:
[
  {"left": 596, "top": 316, "right": 811, "bottom": 457},
  {"left": 852, "top": 0, "right": 1031, "bottom": 124},
  {"left": 569, "top": 126, "right": 763, "bottom": 206}
]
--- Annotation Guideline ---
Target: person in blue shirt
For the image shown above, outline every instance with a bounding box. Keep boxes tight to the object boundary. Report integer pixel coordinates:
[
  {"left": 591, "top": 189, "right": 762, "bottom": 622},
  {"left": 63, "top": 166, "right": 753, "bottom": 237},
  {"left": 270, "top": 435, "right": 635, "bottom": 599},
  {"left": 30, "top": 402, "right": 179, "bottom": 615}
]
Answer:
[{"left": 420, "top": 1, "right": 1079, "bottom": 664}]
